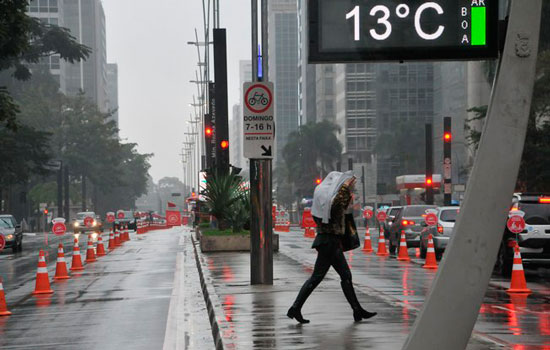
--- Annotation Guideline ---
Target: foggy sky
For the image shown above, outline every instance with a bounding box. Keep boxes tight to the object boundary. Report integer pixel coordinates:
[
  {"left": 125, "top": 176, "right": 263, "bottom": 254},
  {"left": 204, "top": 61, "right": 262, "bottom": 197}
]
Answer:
[{"left": 103, "top": 0, "right": 251, "bottom": 182}]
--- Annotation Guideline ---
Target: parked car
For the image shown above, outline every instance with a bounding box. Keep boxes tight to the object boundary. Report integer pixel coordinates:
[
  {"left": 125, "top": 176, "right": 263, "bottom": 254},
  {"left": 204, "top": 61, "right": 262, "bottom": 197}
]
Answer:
[
  {"left": 494, "top": 193, "right": 550, "bottom": 276},
  {"left": 0, "top": 214, "right": 23, "bottom": 252},
  {"left": 114, "top": 210, "right": 137, "bottom": 231},
  {"left": 388, "top": 205, "right": 437, "bottom": 254},
  {"left": 382, "top": 206, "right": 402, "bottom": 237},
  {"left": 72, "top": 211, "right": 101, "bottom": 234},
  {"left": 419, "top": 206, "right": 460, "bottom": 260}
]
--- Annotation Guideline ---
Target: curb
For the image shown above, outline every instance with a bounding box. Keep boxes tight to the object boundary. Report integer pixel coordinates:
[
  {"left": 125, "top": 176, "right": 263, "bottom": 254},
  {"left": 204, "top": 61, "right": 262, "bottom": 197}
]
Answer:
[{"left": 191, "top": 234, "right": 224, "bottom": 350}]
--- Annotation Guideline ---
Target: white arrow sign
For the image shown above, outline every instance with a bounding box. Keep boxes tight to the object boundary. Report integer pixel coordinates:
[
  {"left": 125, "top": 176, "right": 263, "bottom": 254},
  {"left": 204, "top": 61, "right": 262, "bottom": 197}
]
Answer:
[{"left": 242, "top": 82, "right": 275, "bottom": 159}]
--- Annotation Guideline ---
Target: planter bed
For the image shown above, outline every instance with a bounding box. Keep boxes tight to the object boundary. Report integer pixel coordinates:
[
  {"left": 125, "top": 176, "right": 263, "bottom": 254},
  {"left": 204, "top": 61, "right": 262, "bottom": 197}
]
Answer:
[{"left": 199, "top": 229, "right": 279, "bottom": 252}]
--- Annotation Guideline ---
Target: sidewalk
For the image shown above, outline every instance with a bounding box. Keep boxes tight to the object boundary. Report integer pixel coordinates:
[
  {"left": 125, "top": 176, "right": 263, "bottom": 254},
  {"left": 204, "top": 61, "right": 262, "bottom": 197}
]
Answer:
[{"left": 193, "top": 231, "right": 496, "bottom": 350}]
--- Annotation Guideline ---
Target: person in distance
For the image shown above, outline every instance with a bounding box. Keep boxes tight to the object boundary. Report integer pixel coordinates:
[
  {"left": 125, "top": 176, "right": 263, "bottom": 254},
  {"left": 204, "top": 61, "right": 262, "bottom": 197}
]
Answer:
[{"left": 287, "top": 171, "right": 377, "bottom": 323}]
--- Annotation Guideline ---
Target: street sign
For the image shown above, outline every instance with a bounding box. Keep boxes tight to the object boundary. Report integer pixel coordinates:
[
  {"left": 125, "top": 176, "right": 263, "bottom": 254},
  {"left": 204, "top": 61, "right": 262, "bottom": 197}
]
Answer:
[
  {"left": 425, "top": 212, "right": 438, "bottom": 226},
  {"left": 117, "top": 210, "right": 125, "bottom": 219},
  {"left": 308, "top": 0, "right": 498, "bottom": 63},
  {"left": 166, "top": 211, "right": 182, "bottom": 227},
  {"left": 376, "top": 211, "right": 387, "bottom": 222},
  {"left": 507, "top": 215, "right": 526, "bottom": 234},
  {"left": 0, "top": 235, "right": 5, "bottom": 251},
  {"left": 363, "top": 207, "right": 374, "bottom": 219},
  {"left": 507, "top": 210, "right": 526, "bottom": 234},
  {"left": 52, "top": 221, "right": 66, "bottom": 236},
  {"left": 106, "top": 212, "right": 115, "bottom": 223},
  {"left": 243, "top": 82, "right": 275, "bottom": 159},
  {"left": 83, "top": 216, "right": 94, "bottom": 228}
]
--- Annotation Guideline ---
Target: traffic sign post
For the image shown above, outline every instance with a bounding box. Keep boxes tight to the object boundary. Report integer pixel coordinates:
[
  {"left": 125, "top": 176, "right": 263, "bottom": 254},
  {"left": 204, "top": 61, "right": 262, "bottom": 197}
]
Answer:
[
  {"left": 243, "top": 82, "right": 275, "bottom": 159},
  {"left": 83, "top": 216, "right": 94, "bottom": 228},
  {"left": 106, "top": 212, "right": 115, "bottom": 224},
  {"left": 376, "top": 210, "right": 387, "bottom": 222},
  {"left": 425, "top": 212, "right": 438, "bottom": 226},
  {"left": 507, "top": 210, "right": 526, "bottom": 234},
  {"left": 52, "top": 221, "right": 67, "bottom": 236}
]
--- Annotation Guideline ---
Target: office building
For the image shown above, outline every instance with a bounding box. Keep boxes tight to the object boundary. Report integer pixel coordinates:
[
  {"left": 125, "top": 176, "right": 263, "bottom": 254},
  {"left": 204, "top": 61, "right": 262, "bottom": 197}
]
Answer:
[
  {"left": 106, "top": 63, "right": 119, "bottom": 127},
  {"left": 64, "top": 0, "right": 108, "bottom": 112},
  {"left": 27, "top": 0, "right": 67, "bottom": 93},
  {"left": 269, "top": 0, "right": 300, "bottom": 162}
]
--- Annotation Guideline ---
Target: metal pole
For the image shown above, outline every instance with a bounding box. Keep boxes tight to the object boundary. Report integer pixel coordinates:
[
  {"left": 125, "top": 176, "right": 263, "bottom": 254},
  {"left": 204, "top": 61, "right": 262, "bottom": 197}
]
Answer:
[
  {"left": 403, "top": 1, "right": 541, "bottom": 349},
  {"left": 250, "top": 0, "right": 273, "bottom": 285},
  {"left": 425, "top": 124, "right": 434, "bottom": 205},
  {"left": 57, "top": 163, "right": 63, "bottom": 218},
  {"left": 443, "top": 117, "right": 452, "bottom": 206},
  {"left": 361, "top": 165, "right": 366, "bottom": 207},
  {"left": 64, "top": 166, "right": 70, "bottom": 222}
]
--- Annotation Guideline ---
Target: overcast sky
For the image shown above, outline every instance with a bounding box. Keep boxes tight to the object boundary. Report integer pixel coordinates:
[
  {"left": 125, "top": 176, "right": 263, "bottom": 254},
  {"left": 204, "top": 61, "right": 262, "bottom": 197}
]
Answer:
[{"left": 102, "top": 0, "right": 251, "bottom": 183}]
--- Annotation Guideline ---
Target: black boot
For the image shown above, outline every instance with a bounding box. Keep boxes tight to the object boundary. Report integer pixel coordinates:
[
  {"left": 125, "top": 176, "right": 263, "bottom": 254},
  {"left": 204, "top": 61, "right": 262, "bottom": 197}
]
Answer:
[
  {"left": 341, "top": 280, "right": 377, "bottom": 322},
  {"left": 287, "top": 280, "right": 316, "bottom": 324}
]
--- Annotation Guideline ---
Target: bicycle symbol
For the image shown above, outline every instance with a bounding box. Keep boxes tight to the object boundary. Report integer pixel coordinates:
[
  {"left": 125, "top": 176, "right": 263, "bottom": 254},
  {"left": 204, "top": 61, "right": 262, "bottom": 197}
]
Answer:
[{"left": 248, "top": 92, "right": 269, "bottom": 106}]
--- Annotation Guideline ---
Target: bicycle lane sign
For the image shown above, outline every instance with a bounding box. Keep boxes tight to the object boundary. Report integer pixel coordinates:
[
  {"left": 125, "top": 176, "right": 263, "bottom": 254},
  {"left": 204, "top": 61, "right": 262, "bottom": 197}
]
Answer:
[{"left": 243, "top": 82, "right": 275, "bottom": 159}]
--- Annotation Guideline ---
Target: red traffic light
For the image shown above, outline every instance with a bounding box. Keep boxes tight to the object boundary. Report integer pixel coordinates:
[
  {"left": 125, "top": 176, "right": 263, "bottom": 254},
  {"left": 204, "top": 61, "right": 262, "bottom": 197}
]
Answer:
[
  {"left": 220, "top": 140, "right": 229, "bottom": 149},
  {"left": 43, "top": 209, "right": 49, "bottom": 215},
  {"left": 444, "top": 132, "right": 452, "bottom": 142},
  {"left": 426, "top": 177, "right": 433, "bottom": 186},
  {"left": 205, "top": 127, "right": 212, "bottom": 136},
  {"left": 315, "top": 178, "right": 322, "bottom": 185}
]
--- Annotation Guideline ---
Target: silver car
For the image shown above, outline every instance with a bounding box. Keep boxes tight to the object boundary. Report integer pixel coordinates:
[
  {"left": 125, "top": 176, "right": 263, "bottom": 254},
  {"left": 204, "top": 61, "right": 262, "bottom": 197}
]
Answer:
[{"left": 419, "top": 206, "right": 460, "bottom": 260}]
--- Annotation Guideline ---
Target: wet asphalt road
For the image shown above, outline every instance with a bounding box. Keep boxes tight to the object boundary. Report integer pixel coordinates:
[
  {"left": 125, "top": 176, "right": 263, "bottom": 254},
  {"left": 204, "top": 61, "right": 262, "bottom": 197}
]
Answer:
[
  {"left": 0, "top": 229, "right": 181, "bottom": 350},
  {"left": 200, "top": 228, "right": 550, "bottom": 349}
]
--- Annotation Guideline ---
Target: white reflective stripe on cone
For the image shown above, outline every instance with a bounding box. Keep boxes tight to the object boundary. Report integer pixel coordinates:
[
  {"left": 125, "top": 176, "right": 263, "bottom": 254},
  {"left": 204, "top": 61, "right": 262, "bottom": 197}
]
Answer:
[
  {"left": 39, "top": 256, "right": 45, "bottom": 262},
  {"left": 512, "top": 264, "right": 524, "bottom": 271},
  {"left": 57, "top": 257, "right": 65, "bottom": 262},
  {"left": 0, "top": 284, "right": 4, "bottom": 291},
  {"left": 514, "top": 252, "right": 521, "bottom": 259},
  {"left": 427, "top": 247, "right": 435, "bottom": 252},
  {"left": 73, "top": 251, "right": 80, "bottom": 256},
  {"left": 401, "top": 242, "right": 407, "bottom": 246},
  {"left": 58, "top": 249, "right": 63, "bottom": 253},
  {"left": 37, "top": 267, "right": 48, "bottom": 273}
]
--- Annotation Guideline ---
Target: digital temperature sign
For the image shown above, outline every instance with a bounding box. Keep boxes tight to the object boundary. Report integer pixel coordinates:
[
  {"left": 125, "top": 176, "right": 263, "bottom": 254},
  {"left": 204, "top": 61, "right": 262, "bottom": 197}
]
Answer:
[{"left": 308, "top": 0, "right": 499, "bottom": 62}]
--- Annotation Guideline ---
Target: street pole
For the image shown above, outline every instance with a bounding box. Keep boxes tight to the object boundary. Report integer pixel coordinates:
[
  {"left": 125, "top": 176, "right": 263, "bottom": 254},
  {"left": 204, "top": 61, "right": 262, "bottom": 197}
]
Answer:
[
  {"left": 250, "top": 0, "right": 273, "bottom": 285},
  {"left": 443, "top": 116, "right": 452, "bottom": 206},
  {"left": 64, "top": 166, "right": 70, "bottom": 222},
  {"left": 425, "top": 124, "right": 434, "bottom": 205},
  {"left": 361, "top": 165, "right": 366, "bottom": 207},
  {"left": 57, "top": 162, "right": 63, "bottom": 218},
  {"left": 213, "top": 29, "right": 230, "bottom": 176}
]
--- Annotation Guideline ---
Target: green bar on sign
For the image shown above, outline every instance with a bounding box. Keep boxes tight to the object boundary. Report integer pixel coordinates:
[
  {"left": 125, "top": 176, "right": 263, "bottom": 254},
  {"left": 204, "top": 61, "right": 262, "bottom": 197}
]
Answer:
[{"left": 471, "top": 7, "right": 486, "bottom": 46}]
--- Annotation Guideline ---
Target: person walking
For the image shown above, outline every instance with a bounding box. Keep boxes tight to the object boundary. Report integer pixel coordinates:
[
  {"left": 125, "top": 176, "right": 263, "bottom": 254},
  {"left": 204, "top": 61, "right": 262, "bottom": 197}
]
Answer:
[{"left": 287, "top": 171, "right": 377, "bottom": 324}]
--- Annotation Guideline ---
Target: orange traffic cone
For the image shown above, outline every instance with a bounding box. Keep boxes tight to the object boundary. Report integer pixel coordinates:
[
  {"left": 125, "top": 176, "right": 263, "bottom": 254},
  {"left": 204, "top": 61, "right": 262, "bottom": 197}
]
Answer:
[
  {"left": 397, "top": 232, "right": 411, "bottom": 261},
  {"left": 70, "top": 238, "right": 84, "bottom": 271},
  {"left": 96, "top": 234, "right": 106, "bottom": 257},
  {"left": 377, "top": 228, "right": 389, "bottom": 256},
  {"left": 108, "top": 229, "right": 116, "bottom": 250},
  {"left": 362, "top": 227, "right": 373, "bottom": 253},
  {"left": 54, "top": 244, "right": 70, "bottom": 280},
  {"left": 507, "top": 244, "right": 532, "bottom": 294},
  {"left": 123, "top": 225, "right": 129, "bottom": 241},
  {"left": 85, "top": 235, "right": 97, "bottom": 263},
  {"left": 423, "top": 234, "right": 438, "bottom": 269},
  {"left": 33, "top": 250, "right": 54, "bottom": 295},
  {"left": 0, "top": 277, "right": 11, "bottom": 316},
  {"left": 115, "top": 228, "right": 122, "bottom": 246}
]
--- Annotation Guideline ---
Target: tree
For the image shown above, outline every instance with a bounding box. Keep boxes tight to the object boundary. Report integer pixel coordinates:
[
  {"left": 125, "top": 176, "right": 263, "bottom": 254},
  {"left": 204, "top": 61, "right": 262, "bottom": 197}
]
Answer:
[
  {"left": 281, "top": 121, "right": 343, "bottom": 199},
  {"left": 0, "top": 0, "right": 90, "bottom": 129}
]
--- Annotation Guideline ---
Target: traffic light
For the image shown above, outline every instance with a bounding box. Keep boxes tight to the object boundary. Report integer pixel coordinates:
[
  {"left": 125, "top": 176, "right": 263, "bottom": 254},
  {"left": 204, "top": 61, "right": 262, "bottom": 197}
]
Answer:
[
  {"left": 220, "top": 140, "right": 229, "bottom": 149},
  {"left": 205, "top": 126, "right": 213, "bottom": 137},
  {"left": 43, "top": 208, "right": 49, "bottom": 215},
  {"left": 315, "top": 178, "right": 322, "bottom": 185},
  {"left": 426, "top": 177, "right": 433, "bottom": 186},
  {"left": 444, "top": 132, "right": 452, "bottom": 142}
]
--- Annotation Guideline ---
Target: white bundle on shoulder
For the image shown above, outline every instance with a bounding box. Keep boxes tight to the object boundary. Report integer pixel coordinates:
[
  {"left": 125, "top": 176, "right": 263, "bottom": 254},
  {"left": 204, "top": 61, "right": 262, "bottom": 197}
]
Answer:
[{"left": 311, "top": 171, "right": 354, "bottom": 224}]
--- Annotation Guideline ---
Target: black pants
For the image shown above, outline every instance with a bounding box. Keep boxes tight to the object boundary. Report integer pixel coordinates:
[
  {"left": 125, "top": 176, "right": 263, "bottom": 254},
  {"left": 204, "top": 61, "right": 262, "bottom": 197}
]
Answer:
[{"left": 309, "top": 243, "right": 352, "bottom": 286}]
